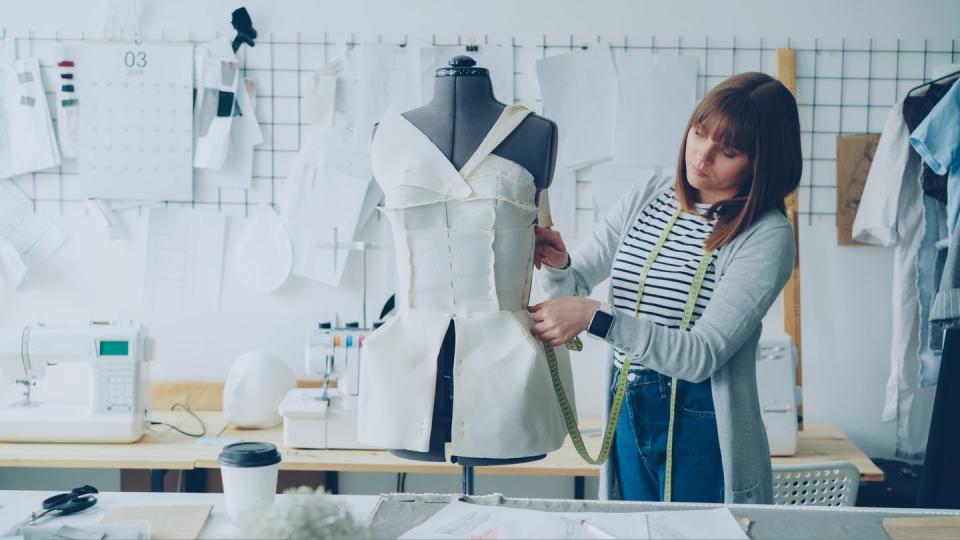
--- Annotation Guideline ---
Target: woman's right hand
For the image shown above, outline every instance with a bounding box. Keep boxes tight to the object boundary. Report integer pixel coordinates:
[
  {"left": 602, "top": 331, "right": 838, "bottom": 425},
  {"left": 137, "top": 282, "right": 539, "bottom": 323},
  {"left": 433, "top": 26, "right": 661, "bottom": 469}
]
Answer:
[{"left": 534, "top": 226, "right": 570, "bottom": 270}]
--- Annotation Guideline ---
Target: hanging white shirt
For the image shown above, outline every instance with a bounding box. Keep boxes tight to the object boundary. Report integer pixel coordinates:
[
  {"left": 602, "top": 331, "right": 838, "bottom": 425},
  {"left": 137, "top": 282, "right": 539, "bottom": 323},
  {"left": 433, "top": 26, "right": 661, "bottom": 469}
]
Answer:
[{"left": 852, "top": 100, "right": 935, "bottom": 458}]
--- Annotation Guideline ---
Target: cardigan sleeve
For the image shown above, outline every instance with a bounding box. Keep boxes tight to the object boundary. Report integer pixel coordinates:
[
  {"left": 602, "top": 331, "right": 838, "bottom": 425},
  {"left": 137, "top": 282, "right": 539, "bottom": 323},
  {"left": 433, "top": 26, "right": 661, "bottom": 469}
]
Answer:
[{"left": 602, "top": 219, "right": 796, "bottom": 383}]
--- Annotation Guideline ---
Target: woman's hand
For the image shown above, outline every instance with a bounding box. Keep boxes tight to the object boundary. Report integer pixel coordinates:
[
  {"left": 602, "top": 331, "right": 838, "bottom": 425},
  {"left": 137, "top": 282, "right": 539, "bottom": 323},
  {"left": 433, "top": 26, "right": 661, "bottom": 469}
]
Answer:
[
  {"left": 534, "top": 226, "right": 569, "bottom": 270},
  {"left": 529, "top": 298, "right": 601, "bottom": 347}
]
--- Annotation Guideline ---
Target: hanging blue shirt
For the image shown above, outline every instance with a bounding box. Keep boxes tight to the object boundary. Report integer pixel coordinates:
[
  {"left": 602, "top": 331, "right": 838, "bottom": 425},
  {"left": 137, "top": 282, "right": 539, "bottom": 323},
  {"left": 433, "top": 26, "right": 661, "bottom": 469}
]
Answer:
[
  {"left": 911, "top": 78, "right": 960, "bottom": 386},
  {"left": 911, "top": 78, "right": 960, "bottom": 236}
]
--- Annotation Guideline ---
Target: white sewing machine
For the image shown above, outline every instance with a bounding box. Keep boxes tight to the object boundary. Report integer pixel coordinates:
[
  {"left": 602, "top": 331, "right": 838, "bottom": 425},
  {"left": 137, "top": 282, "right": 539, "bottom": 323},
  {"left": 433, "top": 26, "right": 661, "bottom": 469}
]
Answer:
[
  {"left": 0, "top": 322, "right": 152, "bottom": 443},
  {"left": 756, "top": 334, "right": 802, "bottom": 456},
  {"left": 278, "top": 322, "right": 377, "bottom": 450}
]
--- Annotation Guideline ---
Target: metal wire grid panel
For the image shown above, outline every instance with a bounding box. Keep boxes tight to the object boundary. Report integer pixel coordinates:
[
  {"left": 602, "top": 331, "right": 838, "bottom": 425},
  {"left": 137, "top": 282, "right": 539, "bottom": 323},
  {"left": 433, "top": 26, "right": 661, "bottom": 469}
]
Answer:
[{"left": 1, "top": 30, "right": 957, "bottom": 220}]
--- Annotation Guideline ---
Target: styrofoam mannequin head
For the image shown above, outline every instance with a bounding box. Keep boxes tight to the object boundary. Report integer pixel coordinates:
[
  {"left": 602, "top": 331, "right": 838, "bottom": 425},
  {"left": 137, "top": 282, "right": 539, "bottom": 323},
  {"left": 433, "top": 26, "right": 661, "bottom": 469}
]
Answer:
[{"left": 223, "top": 351, "right": 295, "bottom": 428}]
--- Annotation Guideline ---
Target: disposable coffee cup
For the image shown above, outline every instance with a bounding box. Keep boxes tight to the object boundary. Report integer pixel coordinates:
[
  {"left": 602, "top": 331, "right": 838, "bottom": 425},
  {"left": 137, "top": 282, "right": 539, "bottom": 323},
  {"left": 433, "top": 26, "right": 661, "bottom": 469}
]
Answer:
[{"left": 218, "top": 441, "right": 282, "bottom": 523}]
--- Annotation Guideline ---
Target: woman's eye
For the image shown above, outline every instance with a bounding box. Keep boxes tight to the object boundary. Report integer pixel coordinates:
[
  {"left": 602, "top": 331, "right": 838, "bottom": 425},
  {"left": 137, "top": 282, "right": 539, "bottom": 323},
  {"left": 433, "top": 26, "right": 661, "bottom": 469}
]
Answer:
[{"left": 722, "top": 147, "right": 739, "bottom": 158}]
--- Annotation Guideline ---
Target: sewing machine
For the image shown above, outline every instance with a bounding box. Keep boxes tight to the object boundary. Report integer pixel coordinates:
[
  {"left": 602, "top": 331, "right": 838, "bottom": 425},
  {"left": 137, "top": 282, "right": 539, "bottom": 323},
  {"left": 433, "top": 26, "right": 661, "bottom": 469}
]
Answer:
[
  {"left": 0, "top": 322, "right": 152, "bottom": 443},
  {"left": 756, "top": 334, "right": 801, "bottom": 456},
  {"left": 278, "top": 321, "right": 377, "bottom": 450}
]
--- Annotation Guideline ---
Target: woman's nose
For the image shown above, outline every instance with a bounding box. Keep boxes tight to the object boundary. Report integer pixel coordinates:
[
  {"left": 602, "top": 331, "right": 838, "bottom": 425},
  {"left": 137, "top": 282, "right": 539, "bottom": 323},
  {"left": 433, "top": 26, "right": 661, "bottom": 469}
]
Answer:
[{"left": 696, "top": 147, "right": 713, "bottom": 165}]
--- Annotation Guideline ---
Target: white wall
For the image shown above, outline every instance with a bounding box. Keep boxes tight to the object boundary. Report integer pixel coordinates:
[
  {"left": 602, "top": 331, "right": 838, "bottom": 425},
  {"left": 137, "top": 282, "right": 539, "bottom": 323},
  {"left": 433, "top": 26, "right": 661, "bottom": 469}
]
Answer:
[{"left": 1, "top": 0, "right": 958, "bottom": 495}]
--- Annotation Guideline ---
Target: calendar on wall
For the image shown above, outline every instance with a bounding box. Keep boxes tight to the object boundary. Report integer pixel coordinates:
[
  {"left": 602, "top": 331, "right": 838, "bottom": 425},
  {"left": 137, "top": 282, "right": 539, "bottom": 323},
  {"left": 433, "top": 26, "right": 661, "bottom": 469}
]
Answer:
[{"left": 77, "top": 41, "right": 194, "bottom": 201}]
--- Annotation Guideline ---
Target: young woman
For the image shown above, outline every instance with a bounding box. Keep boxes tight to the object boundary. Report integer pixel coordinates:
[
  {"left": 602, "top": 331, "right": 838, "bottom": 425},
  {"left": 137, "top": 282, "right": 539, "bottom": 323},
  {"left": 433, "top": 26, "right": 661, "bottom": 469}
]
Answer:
[{"left": 530, "top": 72, "right": 802, "bottom": 504}]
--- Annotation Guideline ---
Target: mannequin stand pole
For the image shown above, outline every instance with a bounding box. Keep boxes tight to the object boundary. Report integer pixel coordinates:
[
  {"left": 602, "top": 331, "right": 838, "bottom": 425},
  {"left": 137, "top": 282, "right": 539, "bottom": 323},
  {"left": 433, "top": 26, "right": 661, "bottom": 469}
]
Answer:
[{"left": 462, "top": 465, "right": 475, "bottom": 495}]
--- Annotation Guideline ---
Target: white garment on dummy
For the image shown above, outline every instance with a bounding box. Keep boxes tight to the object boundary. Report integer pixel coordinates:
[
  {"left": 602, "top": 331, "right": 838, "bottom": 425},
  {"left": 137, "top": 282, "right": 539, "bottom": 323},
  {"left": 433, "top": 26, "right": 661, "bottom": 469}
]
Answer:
[
  {"left": 358, "top": 104, "right": 576, "bottom": 459},
  {"left": 851, "top": 100, "right": 936, "bottom": 458}
]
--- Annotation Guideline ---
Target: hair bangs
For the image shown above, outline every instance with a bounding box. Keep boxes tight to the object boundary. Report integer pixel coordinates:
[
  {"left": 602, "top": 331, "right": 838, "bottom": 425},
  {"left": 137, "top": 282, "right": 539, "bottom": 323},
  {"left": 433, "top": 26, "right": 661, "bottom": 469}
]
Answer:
[{"left": 694, "top": 97, "right": 758, "bottom": 158}]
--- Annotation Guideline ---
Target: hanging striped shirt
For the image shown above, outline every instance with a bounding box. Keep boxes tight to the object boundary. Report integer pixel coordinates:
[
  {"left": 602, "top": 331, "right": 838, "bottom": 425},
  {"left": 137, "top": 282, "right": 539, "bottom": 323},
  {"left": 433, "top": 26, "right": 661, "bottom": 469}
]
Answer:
[{"left": 611, "top": 187, "right": 719, "bottom": 371}]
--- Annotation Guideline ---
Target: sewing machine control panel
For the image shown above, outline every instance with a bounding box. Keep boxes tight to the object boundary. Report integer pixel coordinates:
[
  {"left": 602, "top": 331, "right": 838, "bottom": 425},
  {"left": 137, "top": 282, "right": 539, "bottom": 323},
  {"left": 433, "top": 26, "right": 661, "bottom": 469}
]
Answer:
[{"left": 96, "top": 361, "right": 137, "bottom": 414}]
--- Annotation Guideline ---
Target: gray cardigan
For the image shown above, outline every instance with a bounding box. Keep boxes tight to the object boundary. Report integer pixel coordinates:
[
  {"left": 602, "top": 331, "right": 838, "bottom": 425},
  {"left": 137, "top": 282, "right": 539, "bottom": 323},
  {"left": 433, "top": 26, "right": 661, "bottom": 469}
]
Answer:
[{"left": 539, "top": 175, "right": 795, "bottom": 504}]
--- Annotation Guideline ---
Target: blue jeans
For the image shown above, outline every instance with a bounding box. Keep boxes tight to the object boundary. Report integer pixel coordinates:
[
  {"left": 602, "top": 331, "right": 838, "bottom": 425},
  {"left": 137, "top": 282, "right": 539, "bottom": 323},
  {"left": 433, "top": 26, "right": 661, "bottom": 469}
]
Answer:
[{"left": 611, "top": 368, "right": 724, "bottom": 502}]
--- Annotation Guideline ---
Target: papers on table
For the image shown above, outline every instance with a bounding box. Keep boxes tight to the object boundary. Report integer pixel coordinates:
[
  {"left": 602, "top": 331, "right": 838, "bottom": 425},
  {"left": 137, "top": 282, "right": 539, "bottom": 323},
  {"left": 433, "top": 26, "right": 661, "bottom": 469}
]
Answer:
[
  {"left": 142, "top": 208, "right": 226, "bottom": 312},
  {"left": 536, "top": 46, "right": 618, "bottom": 170},
  {"left": 398, "top": 501, "right": 747, "bottom": 540},
  {"left": 0, "top": 57, "right": 61, "bottom": 180}
]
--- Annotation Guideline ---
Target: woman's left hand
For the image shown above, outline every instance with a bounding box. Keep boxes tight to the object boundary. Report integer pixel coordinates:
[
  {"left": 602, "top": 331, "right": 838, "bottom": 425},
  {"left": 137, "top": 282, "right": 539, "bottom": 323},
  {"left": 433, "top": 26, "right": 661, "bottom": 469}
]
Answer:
[{"left": 528, "top": 297, "right": 601, "bottom": 347}]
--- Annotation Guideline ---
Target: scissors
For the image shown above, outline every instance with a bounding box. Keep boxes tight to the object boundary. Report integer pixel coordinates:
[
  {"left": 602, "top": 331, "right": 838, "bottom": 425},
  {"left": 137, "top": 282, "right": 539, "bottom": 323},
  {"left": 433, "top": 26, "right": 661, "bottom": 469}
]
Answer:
[{"left": 12, "top": 485, "right": 99, "bottom": 530}]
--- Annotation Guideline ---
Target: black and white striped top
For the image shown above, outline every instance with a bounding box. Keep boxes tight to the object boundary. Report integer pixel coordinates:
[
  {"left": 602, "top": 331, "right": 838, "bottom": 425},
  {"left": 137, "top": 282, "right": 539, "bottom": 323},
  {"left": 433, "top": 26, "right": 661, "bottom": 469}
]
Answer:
[{"left": 611, "top": 187, "right": 719, "bottom": 371}]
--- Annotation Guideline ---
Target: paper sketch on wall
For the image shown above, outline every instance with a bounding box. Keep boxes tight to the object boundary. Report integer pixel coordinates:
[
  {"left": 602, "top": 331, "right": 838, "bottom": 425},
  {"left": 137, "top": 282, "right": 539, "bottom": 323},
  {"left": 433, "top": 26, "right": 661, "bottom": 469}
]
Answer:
[
  {"left": 0, "top": 57, "right": 62, "bottom": 180},
  {"left": 613, "top": 53, "right": 698, "bottom": 169},
  {"left": 0, "top": 180, "right": 68, "bottom": 289},
  {"left": 143, "top": 208, "right": 226, "bottom": 312},
  {"left": 282, "top": 44, "right": 417, "bottom": 285},
  {"left": 234, "top": 203, "right": 294, "bottom": 293},
  {"left": 193, "top": 39, "right": 265, "bottom": 181},
  {"left": 536, "top": 45, "right": 618, "bottom": 169}
]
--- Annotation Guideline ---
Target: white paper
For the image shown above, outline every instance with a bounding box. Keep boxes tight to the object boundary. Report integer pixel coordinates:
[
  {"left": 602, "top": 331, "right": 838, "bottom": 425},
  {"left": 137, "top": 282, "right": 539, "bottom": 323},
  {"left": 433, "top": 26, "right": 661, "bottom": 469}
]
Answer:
[
  {"left": 545, "top": 168, "right": 578, "bottom": 240},
  {"left": 88, "top": 198, "right": 128, "bottom": 240},
  {"left": 279, "top": 45, "right": 412, "bottom": 286},
  {"left": 645, "top": 509, "right": 747, "bottom": 540},
  {"left": 421, "top": 45, "right": 515, "bottom": 104},
  {"left": 0, "top": 179, "right": 67, "bottom": 268},
  {"left": 614, "top": 54, "right": 698, "bottom": 168},
  {"left": 581, "top": 159, "right": 658, "bottom": 218},
  {"left": 281, "top": 147, "right": 372, "bottom": 285},
  {"left": 303, "top": 73, "right": 337, "bottom": 126},
  {"left": 0, "top": 235, "right": 27, "bottom": 290},
  {"left": 143, "top": 207, "right": 226, "bottom": 312},
  {"left": 78, "top": 42, "right": 193, "bottom": 201},
  {"left": 399, "top": 501, "right": 747, "bottom": 540},
  {"left": 194, "top": 40, "right": 240, "bottom": 170},
  {"left": 536, "top": 46, "right": 618, "bottom": 169},
  {"left": 355, "top": 44, "right": 422, "bottom": 146},
  {"left": 398, "top": 501, "right": 650, "bottom": 539},
  {"left": 0, "top": 57, "right": 62, "bottom": 180},
  {"left": 195, "top": 77, "right": 263, "bottom": 190},
  {"left": 234, "top": 204, "right": 293, "bottom": 293}
]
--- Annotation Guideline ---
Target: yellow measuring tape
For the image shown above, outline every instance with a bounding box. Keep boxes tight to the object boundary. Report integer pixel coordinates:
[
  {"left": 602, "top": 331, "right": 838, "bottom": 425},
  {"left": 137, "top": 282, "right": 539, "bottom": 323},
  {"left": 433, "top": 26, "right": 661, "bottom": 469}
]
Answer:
[{"left": 545, "top": 207, "right": 714, "bottom": 502}]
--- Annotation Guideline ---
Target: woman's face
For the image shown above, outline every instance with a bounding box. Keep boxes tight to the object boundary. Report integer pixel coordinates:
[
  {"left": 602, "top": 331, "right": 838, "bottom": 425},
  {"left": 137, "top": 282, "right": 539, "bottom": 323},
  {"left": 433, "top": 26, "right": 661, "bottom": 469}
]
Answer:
[{"left": 684, "top": 122, "right": 752, "bottom": 204}]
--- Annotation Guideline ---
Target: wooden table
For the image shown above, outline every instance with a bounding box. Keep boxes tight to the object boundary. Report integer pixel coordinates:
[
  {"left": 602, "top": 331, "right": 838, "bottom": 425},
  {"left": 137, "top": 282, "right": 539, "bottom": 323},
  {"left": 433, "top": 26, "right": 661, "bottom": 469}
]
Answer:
[{"left": 0, "top": 412, "right": 882, "bottom": 496}]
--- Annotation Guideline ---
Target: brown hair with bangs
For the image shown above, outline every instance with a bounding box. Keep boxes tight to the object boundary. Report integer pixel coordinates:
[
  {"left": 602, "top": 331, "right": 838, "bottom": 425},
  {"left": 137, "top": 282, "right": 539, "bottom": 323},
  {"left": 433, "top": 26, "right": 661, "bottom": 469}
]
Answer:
[{"left": 675, "top": 72, "right": 802, "bottom": 251}]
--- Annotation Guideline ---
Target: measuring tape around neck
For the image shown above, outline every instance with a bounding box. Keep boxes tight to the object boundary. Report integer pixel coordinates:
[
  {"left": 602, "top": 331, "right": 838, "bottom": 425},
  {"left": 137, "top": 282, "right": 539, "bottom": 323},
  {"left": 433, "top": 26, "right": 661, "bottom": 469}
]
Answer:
[{"left": 545, "top": 206, "right": 714, "bottom": 502}]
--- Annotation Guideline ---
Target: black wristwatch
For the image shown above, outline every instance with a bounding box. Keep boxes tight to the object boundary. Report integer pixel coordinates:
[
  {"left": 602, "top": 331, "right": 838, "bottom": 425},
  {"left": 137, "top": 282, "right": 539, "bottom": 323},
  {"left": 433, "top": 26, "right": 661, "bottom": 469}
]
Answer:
[{"left": 587, "top": 304, "right": 615, "bottom": 340}]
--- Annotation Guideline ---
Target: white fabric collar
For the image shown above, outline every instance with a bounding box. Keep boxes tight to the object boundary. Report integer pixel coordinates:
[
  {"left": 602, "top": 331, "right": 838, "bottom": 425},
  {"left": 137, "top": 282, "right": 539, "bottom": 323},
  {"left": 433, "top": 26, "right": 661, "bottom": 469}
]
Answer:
[{"left": 371, "top": 104, "right": 532, "bottom": 197}]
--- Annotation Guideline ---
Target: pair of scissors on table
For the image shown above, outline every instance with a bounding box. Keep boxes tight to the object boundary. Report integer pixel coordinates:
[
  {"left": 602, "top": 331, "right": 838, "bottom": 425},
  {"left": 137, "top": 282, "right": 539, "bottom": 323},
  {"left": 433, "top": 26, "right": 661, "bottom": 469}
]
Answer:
[{"left": 11, "top": 485, "right": 99, "bottom": 530}]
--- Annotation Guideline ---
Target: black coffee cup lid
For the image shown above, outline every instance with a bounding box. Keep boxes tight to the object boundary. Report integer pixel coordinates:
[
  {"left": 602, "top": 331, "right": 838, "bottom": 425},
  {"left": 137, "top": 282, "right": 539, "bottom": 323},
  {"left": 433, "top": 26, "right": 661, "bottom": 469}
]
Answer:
[{"left": 218, "top": 441, "right": 282, "bottom": 468}]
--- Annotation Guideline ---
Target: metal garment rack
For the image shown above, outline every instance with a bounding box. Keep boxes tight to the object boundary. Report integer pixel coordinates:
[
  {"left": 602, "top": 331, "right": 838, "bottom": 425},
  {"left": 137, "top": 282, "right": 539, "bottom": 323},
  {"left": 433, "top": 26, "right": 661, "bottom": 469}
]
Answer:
[{"left": 0, "top": 29, "right": 955, "bottom": 222}]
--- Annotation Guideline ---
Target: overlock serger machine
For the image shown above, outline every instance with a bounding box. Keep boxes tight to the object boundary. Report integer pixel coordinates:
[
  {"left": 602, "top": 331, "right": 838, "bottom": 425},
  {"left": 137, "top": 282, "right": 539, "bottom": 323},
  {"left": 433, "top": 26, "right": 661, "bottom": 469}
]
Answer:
[
  {"left": 0, "top": 322, "right": 152, "bottom": 443},
  {"left": 278, "top": 321, "right": 379, "bottom": 450}
]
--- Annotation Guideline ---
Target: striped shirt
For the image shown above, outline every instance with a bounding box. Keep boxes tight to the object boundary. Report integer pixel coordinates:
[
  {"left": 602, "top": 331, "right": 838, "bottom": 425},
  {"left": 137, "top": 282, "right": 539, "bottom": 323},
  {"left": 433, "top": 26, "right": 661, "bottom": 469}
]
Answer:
[{"left": 611, "top": 187, "right": 719, "bottom": 371}]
